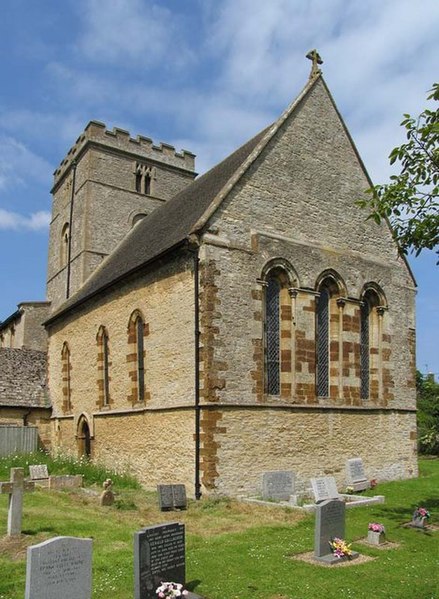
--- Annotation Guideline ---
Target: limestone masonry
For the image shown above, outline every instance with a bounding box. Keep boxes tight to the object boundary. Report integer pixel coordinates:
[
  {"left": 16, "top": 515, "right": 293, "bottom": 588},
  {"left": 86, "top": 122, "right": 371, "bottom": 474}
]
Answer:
[{"left": 1, "top": 59, "right": 417, "bottom": 497}]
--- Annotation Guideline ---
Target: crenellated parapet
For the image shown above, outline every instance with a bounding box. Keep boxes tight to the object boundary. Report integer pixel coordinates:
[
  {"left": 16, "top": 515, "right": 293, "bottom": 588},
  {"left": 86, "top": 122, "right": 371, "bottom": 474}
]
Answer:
[{"left": 53, "top": 120, "right": 196, "bottom": 185}]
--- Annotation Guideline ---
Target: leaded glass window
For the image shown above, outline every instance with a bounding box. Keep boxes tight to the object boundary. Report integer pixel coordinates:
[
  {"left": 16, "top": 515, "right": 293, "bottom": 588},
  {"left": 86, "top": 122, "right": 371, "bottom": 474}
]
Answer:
[
  {"left": 316, "top": 288, "right": 329, "bottom": 397},
  {"left": 266, "top": 277, "right": 280, "bottom": 395},
  {"left": 136, "top": 316, "right": 145, "bottom": 401},
  {"left": 360, "top": 301, "right": 370, "bottom": 399},
  {"left": 102, "top": 330, "right": 110, "bottom": 405}
]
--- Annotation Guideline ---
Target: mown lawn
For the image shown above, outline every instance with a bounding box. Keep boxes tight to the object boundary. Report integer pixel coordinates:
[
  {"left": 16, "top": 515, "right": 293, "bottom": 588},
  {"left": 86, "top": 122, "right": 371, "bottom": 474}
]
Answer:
[{"left": 0, "top": 455, "right": 438, "bottom": 599}]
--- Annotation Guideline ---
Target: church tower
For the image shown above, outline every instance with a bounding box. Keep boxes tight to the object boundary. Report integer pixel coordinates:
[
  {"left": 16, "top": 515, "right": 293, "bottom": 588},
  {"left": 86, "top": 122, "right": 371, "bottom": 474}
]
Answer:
[{"left": 46, "top": 121, "right": 196, "bottom": 311}]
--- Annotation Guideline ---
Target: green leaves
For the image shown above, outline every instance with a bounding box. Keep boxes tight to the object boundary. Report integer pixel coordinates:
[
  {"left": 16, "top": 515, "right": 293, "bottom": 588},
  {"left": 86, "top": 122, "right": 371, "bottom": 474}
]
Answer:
[{"left": 359, "top": 82, "right": 439, "bottom": 263}]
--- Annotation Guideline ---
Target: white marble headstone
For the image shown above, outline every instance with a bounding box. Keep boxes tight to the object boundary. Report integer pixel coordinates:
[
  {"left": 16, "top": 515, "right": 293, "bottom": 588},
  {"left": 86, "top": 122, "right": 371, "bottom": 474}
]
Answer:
[
  {"left": 29, "top": 465, "right": 49, "bottom": 480},
  {"left": 310, "top": 476, "right": 340, "bottom": 503}
]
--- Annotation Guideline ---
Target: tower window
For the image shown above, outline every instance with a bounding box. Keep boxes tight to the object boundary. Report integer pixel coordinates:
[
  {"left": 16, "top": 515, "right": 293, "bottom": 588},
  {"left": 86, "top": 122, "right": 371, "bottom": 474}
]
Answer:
[{"left": 134, "top": 163, "right": 155, "bottom": 196}]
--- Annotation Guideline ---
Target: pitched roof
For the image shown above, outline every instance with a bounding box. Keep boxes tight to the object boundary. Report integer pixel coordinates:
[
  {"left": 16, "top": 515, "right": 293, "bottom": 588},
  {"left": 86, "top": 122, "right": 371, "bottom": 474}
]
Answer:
[
  {"left": 48, "top": 71, "right": 414, "bottom": 324},
  {"left": 0, "top": 349, "right": 50, "bottom": 409}
]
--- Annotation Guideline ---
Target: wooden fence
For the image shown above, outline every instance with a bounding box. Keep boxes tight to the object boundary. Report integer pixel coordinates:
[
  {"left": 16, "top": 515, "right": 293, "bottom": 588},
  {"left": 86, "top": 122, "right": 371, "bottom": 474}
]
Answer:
[{"left": 0, "top": 425, "right": 38, "bottom": 457}]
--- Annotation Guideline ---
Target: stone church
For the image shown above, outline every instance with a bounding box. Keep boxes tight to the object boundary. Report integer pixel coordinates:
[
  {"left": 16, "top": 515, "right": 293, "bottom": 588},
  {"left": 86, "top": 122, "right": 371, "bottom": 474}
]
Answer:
[{"left": 8, "top": 55, "right": 420, "bottom": 496}]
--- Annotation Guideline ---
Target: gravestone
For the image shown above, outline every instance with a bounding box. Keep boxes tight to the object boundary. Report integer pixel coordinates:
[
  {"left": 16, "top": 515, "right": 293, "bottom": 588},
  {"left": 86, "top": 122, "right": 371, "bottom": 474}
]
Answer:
[
  {"left": 314, "top": 499, "right": 358, "bottom": 564},
  {"left": 0, "top": 467, "right": 34, "bottom": 536},
  {"left": 261, "top": 471, "right": 295, "bottom": 501},
  {"left": 29, "top": 464, "right": 49, "bottom": 480},
  {"left": 157, "top": 484, "right": 187, "bottom": 511},
  {"left": 310, "top": 476, "right": 340, "bottom": 504},
  {"left": 346, "top": 458, "right": 369, "bottom": 492},
  {"left": 49, "top": 474, "right": 83, "bottom": 489},
  {"left": 25, "top": 536, "right": 92, "bottom": 599},
  {"left": 134, "top": 522, "right": 185, "bottom": 599}
]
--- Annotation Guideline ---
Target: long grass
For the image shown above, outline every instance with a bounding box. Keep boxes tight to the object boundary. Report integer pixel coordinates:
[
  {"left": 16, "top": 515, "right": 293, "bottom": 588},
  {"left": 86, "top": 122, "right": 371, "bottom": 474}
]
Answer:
[{"left": 0, "top": 457, "right": 438, "bottom": 598}]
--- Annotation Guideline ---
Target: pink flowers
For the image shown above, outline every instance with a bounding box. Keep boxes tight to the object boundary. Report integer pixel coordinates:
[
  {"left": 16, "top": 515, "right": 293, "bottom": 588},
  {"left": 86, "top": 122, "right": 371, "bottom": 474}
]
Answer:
[
  {"left": 368, "top": 522, "right": 385, "bottom": 533},
  {"left": 413, "top": 507, "right": 430, "bottom": 520}
]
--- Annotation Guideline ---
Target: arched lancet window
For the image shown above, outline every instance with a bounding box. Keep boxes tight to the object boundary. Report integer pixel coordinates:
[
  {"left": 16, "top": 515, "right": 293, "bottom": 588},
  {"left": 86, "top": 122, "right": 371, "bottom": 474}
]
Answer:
[
  {"left": 316, "top": 272, "right": 345, "bottom": 399},
  {"left": 360, "top": 286, "right": 385, "bottom": 400},
  {"left": 77, "top": 415, "right": 91, "bottom": 459},
  {"left": 316, "top": 286, "right": 330, "bottom": 397},
  {"left": 97, "top": 326, "right": 110, "bottom": 407},
  {"left": 60, "top": 223, "right": 69, "bottom": 268},
  {"left": 136, "top": 315, "right": 145, "bottom": 401},
  {"left": 266, "top": 276, "right": 281, "bottom": 395},
  {"left": 127, "top": 310, "right": 147, "bottom": 403},
  {"left": 61, "top": 341, "right": 71, "bottom": 412}
]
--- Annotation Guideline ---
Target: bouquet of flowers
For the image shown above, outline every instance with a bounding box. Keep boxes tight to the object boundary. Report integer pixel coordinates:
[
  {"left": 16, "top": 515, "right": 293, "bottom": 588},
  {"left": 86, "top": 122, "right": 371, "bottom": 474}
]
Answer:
[
  {"left": 413, "top": 507, "right": 430, "bottom": 520},
  {"left": 329, "top": 537, "right": 353, "bottom": 559},
  {"left": 368, "top": 522, "right": 385, "bottom": 534},
  {"left": 156, "top": 582, "right": 189, "bottom": 598}
]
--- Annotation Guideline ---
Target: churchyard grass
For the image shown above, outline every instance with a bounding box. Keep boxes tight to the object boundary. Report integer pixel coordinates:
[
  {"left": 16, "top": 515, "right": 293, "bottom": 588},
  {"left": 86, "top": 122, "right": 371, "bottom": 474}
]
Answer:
[{"left": 0, "top": 458, "right": 438, "bottom": 599}]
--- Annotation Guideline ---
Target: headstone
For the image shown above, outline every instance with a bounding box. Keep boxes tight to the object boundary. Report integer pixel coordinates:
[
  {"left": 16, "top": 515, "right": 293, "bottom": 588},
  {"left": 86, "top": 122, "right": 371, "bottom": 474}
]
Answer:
[
  {"left": 134, "top": 522, "right": 185, "bottom": 599},
  {"left": 172, "top": 484, "right": 187, "bottom": 510},
  {"left": 314, "top": 499, "right": 358, "bottom": 564},
  {"left": 346, "top": 458, "right": 369, "bottom": 492},
  {"left": 0, "top": 467, "right": 34, "bottom": 536},
  {"left": 157, "top": 484, "right": 187, "bottom": 511},
  {"left": 100, "top": 478, "right": 114, "bottom": 506},
  {"left": 310, "top": 476, "right": 340, "bottom": 503},
  {"left": 261, "top": 471, "right": 295, "bottom": 501},
  {"left": 25, "top": 536, "right": 92, "bottom": 599},
  {"left": 29, "top": 465, "right": 49, "bottom": 480},
  {"left": 49, "top": 474, "right": 83, "bottom": 489}
]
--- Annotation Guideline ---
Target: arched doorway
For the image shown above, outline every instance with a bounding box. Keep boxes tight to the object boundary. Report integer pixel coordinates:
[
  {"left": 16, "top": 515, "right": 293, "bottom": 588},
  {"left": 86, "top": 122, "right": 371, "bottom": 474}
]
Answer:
[{"left": 77, "top": 416, "right": 91, "bottom": 459}]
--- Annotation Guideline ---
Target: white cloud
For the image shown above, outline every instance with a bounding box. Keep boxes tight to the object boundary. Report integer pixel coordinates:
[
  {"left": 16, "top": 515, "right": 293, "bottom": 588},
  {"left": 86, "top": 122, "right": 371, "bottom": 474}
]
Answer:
[
  {"left": 0, "top": 136, "right": 52, "bottom": 190},
  {"left": 77, "top": 0, "right": 190, "bottom": 68},
  {"left": 0, "top": 209, "right": 50, "bottom": 231}
]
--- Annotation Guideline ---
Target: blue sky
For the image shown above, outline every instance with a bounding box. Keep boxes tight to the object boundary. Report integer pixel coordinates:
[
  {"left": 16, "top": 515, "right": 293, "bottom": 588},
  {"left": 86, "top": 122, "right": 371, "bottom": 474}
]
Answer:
[{"left": 0, "top": 0, "right": 438, "bottom": 375}]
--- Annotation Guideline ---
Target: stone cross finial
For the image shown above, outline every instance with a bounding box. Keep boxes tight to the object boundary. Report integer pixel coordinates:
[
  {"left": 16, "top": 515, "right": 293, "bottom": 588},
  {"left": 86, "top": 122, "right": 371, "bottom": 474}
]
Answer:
[
  {"left": 0, "top": 468, "right": 35, "bottom": 536},
  {"left": 306, "top": 49, "right": 323, "bottom": 79}
]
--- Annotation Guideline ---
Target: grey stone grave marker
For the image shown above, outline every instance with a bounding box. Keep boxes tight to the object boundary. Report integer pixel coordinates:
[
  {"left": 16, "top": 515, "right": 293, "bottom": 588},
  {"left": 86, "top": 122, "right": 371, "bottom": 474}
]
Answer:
[
  {"left": 261, "top": 470, "right": 295, "bottom": 501},
  {"left": 0, "top": 467, "right": 34, "bottom": 536},
  {"left": 29, "top": 464, "right": 49, "bottom": 480},
  {"left": 346, "top": 458, "right": 369, "bottom": 492},
  {"left": 157, "top": 484, "right": 187, "bottom": 510},
  {"left": 314, "top": 499, "right": 358, "bottom": 564},
  {"left": 310, "top": 476, "right": 339, "bottom": 504},
  {"left": 25, "top": 536, "right": 92, "bottom": 599}
]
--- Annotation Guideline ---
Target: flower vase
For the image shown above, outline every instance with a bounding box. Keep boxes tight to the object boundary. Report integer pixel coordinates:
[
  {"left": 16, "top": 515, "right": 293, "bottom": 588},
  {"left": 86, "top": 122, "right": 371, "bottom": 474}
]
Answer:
[
  {"left": 367, "top": 530, "right": 386, "bottom": 545},
  {"left": 411, "top": 517, "right": 426, "bottom": 529}
]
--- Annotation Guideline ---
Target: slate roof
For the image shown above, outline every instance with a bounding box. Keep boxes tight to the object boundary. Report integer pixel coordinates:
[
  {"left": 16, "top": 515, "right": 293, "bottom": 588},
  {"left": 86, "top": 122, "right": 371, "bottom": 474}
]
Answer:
[
  {"left": 45, "top": 118, "right": 277, "bottom": 324},
  {"left": 0, "top": 348, "right": 50, "bottom": 408}
]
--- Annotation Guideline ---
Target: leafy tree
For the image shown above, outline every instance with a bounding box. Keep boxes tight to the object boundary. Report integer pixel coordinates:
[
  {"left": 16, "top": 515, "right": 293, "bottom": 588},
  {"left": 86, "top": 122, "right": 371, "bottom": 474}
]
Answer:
[
  {"left": 358, "top": 83, "right": 439, "bottom": 261},
  {"left": 416, "top": 370, "right": 439, "bottom": 455}
]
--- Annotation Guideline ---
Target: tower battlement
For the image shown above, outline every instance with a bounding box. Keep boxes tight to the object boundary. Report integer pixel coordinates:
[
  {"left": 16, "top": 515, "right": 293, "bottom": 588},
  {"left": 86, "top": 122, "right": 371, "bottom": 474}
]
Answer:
[{"left": 53, "top": 120, "right": 196, "bottom": 185}]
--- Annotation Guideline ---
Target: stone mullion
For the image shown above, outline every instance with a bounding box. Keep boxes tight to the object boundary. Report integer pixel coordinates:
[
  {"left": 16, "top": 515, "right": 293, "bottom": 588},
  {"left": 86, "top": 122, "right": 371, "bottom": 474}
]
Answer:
[
  {"left": 252, "top": 279, "right": 267, "bottom": 401},
  {"left": 288, "top": 288, "right": 298, "bottom": 399},
  {"left": 336, "top": 298, "right": 346, "bottom": 400}
]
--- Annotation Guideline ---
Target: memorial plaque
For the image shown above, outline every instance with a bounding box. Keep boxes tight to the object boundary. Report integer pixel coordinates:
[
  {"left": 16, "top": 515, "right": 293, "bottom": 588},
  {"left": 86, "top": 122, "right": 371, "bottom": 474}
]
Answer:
[
  {"left": 25, "top": 536, "right": 92, "bottom": 599},
  {"left": 310, "top": 476, "right": 339, "bottom": 503},
  {"left": 157, "top": 484, "right": 175, "bottom": 511},
  {"left": 29, "top": 465, "right": 49, "bottom": 480},
  {"left": 172, "top": 484, "right": 187, "bottom": 510},
  {"left": 314, "top": 499, "right": 345, "bottom": 559},
  {"left": 157, "top": 484, "right": 187, "bottom": 510},
  {"left": 134, "top": 522, "right": 185, "bottom": 599},
  {"left": 261, "top": 471, "right": 295, "bottom": 501}
]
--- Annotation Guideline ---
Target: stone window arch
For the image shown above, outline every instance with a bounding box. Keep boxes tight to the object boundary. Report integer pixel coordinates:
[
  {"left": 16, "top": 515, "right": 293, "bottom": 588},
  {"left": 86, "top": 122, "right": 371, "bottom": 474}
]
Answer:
[
  {"left": 96, "top": 325, "right": 111, "bottom": 408},
  {"left": 360, "top": 283, "right": 387, "bottom": 401},
  {"left": 61, "top": 341, "right": 72, "bottom": 413},
  {"left": 134, "top": 163, "right": 155, "bottom": 196},
  {"left": 132, "top": 213, "right": 147, "bottom": 227},
  {"left": 77, "top": 414, "right": 92, "bottom": 459},
  {"left": 127, "top": 309, "right": 149, "bottom": 404},
  {"left": 315, "top": 270, "right": 346, "bottom": 398},
  {"left": 261, "top": 258, "right": 299, "bottom": 397},
  {"left": 60, "top": 222, "right": 69, "bottom": 268}
]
